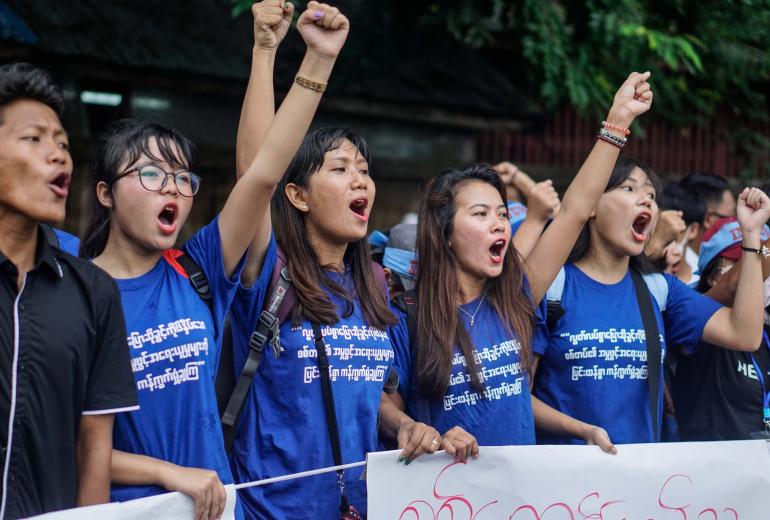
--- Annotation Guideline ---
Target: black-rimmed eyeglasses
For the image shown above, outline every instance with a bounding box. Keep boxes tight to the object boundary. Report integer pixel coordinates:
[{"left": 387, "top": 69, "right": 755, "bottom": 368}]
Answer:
[{"left": 114, "top": 164, "right": 201, "bottom": 197}]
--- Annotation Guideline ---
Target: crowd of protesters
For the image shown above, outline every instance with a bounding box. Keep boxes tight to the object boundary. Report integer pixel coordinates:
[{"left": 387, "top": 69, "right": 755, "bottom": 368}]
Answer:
[{"left": 2, "top": 1, "right": 770, "bottom": 519}]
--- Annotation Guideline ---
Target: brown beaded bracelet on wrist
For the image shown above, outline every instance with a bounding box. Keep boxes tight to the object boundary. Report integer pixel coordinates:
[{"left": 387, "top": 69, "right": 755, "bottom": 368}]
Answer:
[{"left": 294, "top": 75, "right": 326, "bottom": 92}]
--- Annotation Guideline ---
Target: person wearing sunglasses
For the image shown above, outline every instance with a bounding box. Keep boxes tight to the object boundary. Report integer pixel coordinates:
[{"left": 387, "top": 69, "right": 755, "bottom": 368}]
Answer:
[{"left": 77, "top": 4, "right": 336, "bottom": 513}]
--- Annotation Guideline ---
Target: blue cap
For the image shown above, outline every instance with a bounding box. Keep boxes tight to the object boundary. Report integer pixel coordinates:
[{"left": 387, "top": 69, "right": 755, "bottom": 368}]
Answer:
[{"left": 698, "top": 217, "right": 770, "bottom": 274}]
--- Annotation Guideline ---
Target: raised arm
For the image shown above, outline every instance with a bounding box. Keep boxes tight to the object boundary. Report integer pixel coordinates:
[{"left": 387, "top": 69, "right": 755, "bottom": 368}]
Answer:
[
  {"left": 526, "top": 72, "right": 654, "bottom": 303},
  {"left": 236, "top": 0, "right": 293, "bottom": 285},
  {"left": 512, "top": 180, "right": 560, "bottom": 258},
  {"left": 236, "top": 1, "right": 293, "bottom": 176},
  {"left": 218, "top": 1, "right": 350, "bottom": 277},
  {"left": 702, "top": 187, "right": 770, "bottom": 350}
]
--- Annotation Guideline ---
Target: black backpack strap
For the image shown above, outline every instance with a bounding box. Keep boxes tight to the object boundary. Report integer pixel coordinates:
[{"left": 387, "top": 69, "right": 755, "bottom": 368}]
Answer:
[
  {"left": 175, "top": 253, "right": 212, "bottom": 305},
  {"left": 220, "top": 267, "right": 292, "bottom": 451},
  {"left": 545, "top": 300, "right": 565, "bottom": 332},
  {"left": 630, "top": 268, "right": 663, "bottom": 442},
  {"left": 215, "top": 314, "right": 235, "bottom": 420},
  {"left": 311, "top": 322, "right": 355, "bottom": 515}
]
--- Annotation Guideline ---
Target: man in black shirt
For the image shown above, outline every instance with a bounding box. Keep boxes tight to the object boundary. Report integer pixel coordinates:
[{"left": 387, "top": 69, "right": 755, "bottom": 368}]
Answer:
[
  {"left": 672, "top": 217, "right": 770, "bottom": 441},
  {"left": 0, "top": 63, "right": 138, "bottom": 519}
]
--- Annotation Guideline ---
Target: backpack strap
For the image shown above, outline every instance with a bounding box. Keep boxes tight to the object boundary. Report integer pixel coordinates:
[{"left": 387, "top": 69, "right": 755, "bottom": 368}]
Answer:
[
  {"left": 272, "top": 247, "right": 296, "bottom": 325},
  {"left": 164, "top": 249, "right": 213, "bottom": 305},
  {"left": 215, "top": 315, "right": 235, "bottom": 421},
  {"left": 545, "top": 267, "right": 567, "bottom": 331},
  {"left": 630, "top": 268, "right": 663, "bottom": 442},
  {"left": 391, "top": 289, "right": 431, "bottom": 425},
  {"left": 220, "top": 264, "right": 291, "bottom": 451},
  {"left": 642, "top": 272, "right": 668, "bottom": 312}
]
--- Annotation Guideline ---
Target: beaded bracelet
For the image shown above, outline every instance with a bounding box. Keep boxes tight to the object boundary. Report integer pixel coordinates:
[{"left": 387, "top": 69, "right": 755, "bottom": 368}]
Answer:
[
  {"left": 294, "top": 75, "right": 326, "bottom": 92},
  {"left": 597, "top": 127, "right": 627, "bottom": 149},
  {"left": 602, "top": 120, "right": 631, "bottom": 136}
]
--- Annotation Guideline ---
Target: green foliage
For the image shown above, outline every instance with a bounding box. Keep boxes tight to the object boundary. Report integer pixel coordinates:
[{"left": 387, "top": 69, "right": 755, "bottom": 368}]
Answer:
[
  {"left": 418, "top": 0, "right": 770, "bottom": 174},
  {"left": 423, "top": 1, "right": 767, "bottom": 114}
]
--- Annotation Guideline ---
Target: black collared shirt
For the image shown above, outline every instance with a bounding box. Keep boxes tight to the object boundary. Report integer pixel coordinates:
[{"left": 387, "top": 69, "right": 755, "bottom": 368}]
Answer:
[{"left": 0, "top": 228, "right": 138, "bottom": 519}]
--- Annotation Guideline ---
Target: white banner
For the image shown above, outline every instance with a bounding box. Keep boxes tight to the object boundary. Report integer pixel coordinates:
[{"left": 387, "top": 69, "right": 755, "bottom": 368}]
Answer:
[
  {"left": 367, "top": 441, "right": 770, "bottom": 519},
  {"left": 27, "top": 485, "right": 237, "bottom": 520}
]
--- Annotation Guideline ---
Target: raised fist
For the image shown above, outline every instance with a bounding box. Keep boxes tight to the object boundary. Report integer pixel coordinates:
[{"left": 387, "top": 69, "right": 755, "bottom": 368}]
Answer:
[
  {"left": 607, "top": 71, "right": 654, "bottom": 128},
  {"left": 527, "top": 180, "right": 561, "bottom": 223},
  {"left": 493, "top": 161, "right": 521, "bottom": 187},
  {"left": 737, "top": 187, "right": 770, "bottom": 236},
  {"left": 297, "top": 1, "right": 350, "bottom": 59},
  {"left": 251, "top": 0, "right": 294, "bottom": 50},
  {"left": 645, "top": 210, "right": 686, "bottom": 261}
]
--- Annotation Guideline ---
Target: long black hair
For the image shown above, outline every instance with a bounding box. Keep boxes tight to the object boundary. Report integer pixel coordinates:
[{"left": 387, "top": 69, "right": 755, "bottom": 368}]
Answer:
[
  {"left": 568, "top": 156, "right": 662, "bottom": 273},
  {"left": 80, "top": 119, "right": 198, "bottom": 259},
  {"left": 273, "top": 126, "right": 395, "bottom": 329},
  {"left": 415, "top": 164, "right": 534, "bottom": 398}
]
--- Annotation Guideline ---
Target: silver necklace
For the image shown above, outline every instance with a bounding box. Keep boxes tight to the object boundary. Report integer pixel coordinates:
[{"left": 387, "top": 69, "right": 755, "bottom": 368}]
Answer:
[{"left": 457, "top": 292, "right": 486, "bottom": 327}]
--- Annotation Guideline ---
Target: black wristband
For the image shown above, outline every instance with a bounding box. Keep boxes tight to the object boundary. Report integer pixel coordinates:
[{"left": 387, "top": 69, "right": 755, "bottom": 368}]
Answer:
[{"left": 741, "top": 245, "right": 770, "bottom": 258}]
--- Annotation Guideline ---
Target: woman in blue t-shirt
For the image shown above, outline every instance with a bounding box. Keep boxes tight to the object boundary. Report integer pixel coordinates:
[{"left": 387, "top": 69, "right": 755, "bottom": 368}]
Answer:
[
  {"left": 77, "top": 4, "right": 341, "bottom": 518},
  {"left": 381, "top": 73, "right": 655, "bottom": 460},
  {"left": 533, "top": 157, "right": 770, "bottom": 445},
  {"left": 219, "top": 3, "right": 394, "bottom": 518}
]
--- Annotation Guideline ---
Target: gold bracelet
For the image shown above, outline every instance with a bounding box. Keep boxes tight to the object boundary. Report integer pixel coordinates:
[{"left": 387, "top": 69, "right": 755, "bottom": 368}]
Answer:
[{"left": 294, "top": 75, "right": 326, "bottom": 92}]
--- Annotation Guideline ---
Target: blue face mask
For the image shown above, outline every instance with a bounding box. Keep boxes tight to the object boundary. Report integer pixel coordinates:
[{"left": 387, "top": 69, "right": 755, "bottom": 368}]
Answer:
[
  {"left": 368, "top": 230, "right": 389, "bottom": 249},
  {"left": 383, "top": 247, "right": 417, "bottom": 281}
]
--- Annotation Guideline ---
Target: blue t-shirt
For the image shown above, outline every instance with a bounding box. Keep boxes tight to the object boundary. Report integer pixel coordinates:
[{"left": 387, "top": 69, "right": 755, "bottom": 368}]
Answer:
[
  {"left": 533, "top": 263, "right": 722, "bottom": 444},
  {"left": 229, "top": 237, "right": 394, "bottom": 519},
  {"left": 507, "top": 201, "right": 527, "bottom": 236},
  {"left": 111, "top": 217, "right": 243, "bottom": 503},
  {"left": 390, "top": 289, "right": 536, "bottom": 446},
  {"left": 53, "top": 228, "right": 80, "bottom": 256}
]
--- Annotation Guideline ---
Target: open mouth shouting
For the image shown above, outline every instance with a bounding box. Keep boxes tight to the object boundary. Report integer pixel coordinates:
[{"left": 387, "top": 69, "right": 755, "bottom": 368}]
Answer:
[
  {"left": 158, "top": 203, "right": 178, "bottom": 235},
  {"left": 349, "top": 198, "right": 369, "bottom": 222},
  {"left": 48, "top": 172, "right": 71, "bottom": 198},
  {"left": 489, "top": 238, "right": 507, "bottom": 264},
  {"left": 631, "top": 211, "right": 652, "bottom": 243}
]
